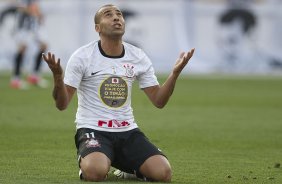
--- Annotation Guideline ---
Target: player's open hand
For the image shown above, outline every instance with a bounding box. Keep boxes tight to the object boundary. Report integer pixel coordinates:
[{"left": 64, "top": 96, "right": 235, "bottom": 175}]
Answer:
[
  {"left": 173, "top": 48, "right": 195, "bottom": 76},
  {"left": 42, "top": 52, "right": 63, "bottom": 77}
]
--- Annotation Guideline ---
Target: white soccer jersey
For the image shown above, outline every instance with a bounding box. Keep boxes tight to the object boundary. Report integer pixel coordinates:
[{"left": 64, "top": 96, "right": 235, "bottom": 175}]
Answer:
[{"left": 64, "top": 40, "right": 159, "bottom": 132}]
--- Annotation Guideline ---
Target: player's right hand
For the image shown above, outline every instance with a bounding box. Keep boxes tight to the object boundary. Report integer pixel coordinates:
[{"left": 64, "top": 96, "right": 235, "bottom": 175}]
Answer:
[{"left": 42, "top": 52, "right": 63, "bottom": 77}]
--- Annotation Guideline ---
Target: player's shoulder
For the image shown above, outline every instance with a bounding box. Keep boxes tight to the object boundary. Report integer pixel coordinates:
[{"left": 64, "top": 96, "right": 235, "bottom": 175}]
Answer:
[
  {"left": 71, "top": 41, "right": 99, "bottom": 59},
  {"left": 67, "top": 41, "right": 99, "bottom": 67},
  {"left": 123, "top": 41, "right": 146, "bottom": 59}
]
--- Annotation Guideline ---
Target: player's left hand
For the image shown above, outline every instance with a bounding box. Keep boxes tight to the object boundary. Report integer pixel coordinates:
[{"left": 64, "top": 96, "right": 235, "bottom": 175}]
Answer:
[{"left": 173, "top": 48, "right": 195, "bottom": 76}]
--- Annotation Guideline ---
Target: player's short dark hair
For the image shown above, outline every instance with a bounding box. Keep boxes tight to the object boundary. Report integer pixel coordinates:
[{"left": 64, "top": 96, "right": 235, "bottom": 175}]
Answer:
[{"left": 94, "top": 4, "right": 115, "bottom": 24}]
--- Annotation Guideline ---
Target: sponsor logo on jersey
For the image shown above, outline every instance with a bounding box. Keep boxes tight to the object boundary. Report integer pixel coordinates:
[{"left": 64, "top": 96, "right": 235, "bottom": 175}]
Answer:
[
  {"left": 112, "top": 78, "right": 119, "bottom": 84},
  {"left": 98, "top": 119, "right": 130, "bottom": 128},
  {"left": 100, "top": 76, "right": 128, "bottom": 108},
  {"left": 91, "top": 71, "right": 98, "bottom": 76}
]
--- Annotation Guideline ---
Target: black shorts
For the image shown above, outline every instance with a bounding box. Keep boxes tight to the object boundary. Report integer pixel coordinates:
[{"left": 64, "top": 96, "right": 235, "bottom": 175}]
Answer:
[{"left": 74, "top": 128, "right": 165, "bottom": 173}]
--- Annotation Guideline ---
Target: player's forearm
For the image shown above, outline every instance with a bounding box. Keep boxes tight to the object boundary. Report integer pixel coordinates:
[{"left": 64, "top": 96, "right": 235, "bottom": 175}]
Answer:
[
  {"left": 154, "top": 73, "right": 178, "bottom": 108},
  {"left": 52, "top": 75, "right": 69, "bottom": 111}
]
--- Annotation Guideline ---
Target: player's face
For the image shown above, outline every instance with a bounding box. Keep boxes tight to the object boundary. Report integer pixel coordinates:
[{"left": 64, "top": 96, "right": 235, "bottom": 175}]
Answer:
[{"left": 95, "top": 6, "right": 125, "bottom": 38}]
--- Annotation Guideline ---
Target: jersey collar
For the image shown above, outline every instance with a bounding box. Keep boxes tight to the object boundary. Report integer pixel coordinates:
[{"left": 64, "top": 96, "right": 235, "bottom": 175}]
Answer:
[{"left": 98, "top": 40, "right": 125, "bottom": 58}]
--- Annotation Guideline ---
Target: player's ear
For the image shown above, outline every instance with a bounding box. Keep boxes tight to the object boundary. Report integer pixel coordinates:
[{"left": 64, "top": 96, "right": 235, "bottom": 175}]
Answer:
[{"left": 95, "top": 24, "right": 100, "bottom": 33}]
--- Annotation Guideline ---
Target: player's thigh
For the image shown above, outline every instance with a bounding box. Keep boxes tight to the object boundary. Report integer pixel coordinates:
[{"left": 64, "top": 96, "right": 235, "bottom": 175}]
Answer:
[
  {"left": 116, "top": 129, "right": 166, "bottom": 172},
  {"left": 75, "top": 128, "right": 113, "bottom": 172}
]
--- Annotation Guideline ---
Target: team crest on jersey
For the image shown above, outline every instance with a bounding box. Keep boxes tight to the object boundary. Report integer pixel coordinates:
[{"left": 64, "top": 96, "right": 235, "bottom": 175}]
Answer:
[
  {"left": 85, "top": 139, "right": 101, "bottom": 148},
  {"left": 123, "top": 64, "right": 135, "bottom": 78}
]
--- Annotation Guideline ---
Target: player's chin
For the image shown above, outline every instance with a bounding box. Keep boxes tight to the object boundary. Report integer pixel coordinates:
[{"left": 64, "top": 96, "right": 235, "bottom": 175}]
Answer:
[{"left": 112, "top": 29, "right": 125, "bottom": 36}]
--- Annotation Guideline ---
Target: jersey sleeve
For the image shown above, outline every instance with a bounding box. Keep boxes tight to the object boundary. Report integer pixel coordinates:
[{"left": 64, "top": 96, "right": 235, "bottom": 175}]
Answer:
[
  {"left": 64, "top": 55, "right": 84, "bottom": 89},
  {"left": 137, "top": 53, "right": 159, "bottom": 89}
]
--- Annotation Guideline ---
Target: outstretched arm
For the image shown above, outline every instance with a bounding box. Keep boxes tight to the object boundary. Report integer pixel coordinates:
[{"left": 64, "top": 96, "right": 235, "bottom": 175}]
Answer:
[
  {"left": 42, "top": 52, "right": 76, "bottom": 110},
  {"left": 143, "top": 48, "right": 195, "bottom": 108}
]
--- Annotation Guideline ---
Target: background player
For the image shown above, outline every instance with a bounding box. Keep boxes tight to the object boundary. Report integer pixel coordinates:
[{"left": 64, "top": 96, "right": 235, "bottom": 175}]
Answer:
[{"left": 3, "top": 0, "right": 48, "bottom": 89}]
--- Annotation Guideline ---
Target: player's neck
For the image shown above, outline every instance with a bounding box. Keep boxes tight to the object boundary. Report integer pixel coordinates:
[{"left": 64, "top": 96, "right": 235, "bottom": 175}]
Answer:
[{"left": 100, "top": 38, "right": 123, "bottom": 57}]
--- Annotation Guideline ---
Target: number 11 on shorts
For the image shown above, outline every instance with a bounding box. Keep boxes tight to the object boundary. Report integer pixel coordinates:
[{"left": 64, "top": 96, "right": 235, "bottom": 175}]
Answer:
[{"left": 85, "top": 132, "right": 95, "bottom": 138}]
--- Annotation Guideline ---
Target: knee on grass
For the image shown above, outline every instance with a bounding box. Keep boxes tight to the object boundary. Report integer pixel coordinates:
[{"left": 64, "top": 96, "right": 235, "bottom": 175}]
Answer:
[
  {"left": 153, "top": 166, "right": 172, "bottom": 182},
  {"left": 140, "top": 165, "right": 172, "bottom": 182},
  {"left": 81, "top": 163, "right": 108, "bottom": 181}
]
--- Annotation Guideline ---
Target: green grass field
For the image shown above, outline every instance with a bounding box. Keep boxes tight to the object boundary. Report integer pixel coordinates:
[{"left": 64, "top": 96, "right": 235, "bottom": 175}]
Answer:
[{"left": 0, "top": 73, "right": 282, "bottom": 184}]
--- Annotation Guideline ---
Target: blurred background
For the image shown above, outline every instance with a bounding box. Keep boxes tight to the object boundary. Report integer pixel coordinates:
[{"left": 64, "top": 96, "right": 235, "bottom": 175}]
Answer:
[{"left": 1, "top": 0, "right": 282, "bottom": 75}]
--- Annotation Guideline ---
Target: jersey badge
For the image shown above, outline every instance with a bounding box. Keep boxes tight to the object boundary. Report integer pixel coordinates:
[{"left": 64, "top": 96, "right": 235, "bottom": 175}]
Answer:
[
  {"left": 123, "top": 64, "right": 135, "bottom": 78},
  {"left": 85, "top": 139, "right": 101, "bottom": 148}
]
